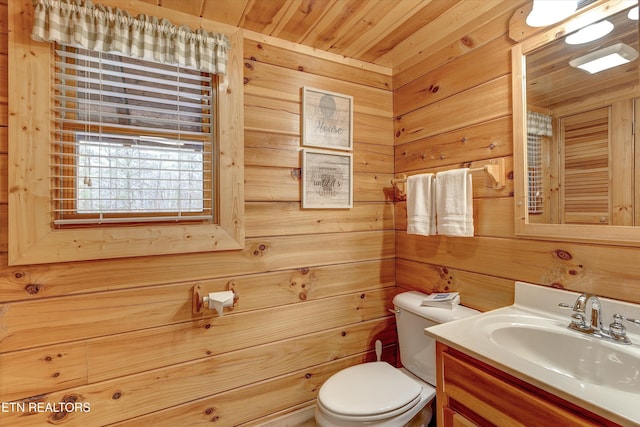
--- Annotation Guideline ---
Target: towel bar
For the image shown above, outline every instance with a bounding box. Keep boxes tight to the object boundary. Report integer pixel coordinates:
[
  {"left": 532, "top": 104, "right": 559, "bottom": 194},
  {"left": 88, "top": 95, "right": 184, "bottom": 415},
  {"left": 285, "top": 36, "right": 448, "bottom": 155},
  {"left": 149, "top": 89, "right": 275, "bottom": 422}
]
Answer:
[{"left": 391, "top": 159, "right": 505, "bottom": 199}]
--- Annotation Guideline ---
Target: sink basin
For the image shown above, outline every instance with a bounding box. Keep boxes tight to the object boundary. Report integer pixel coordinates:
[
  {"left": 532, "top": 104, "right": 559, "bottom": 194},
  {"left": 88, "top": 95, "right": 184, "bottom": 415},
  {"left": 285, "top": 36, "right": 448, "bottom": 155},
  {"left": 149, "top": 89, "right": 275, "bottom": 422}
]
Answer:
[
  {"left": 424, "top": 282, "right": 640, "bottom": 426},
  {"left": 490, "top": 323, "right": 640, "bottom": 392}
]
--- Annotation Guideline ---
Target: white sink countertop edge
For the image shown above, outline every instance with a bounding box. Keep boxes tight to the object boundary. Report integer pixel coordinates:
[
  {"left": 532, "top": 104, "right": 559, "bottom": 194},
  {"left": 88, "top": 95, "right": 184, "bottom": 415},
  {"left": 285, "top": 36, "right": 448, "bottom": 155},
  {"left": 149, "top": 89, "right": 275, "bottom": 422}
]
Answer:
[{"left": 425, "top": 281, "right": 640, "bottom": 427}]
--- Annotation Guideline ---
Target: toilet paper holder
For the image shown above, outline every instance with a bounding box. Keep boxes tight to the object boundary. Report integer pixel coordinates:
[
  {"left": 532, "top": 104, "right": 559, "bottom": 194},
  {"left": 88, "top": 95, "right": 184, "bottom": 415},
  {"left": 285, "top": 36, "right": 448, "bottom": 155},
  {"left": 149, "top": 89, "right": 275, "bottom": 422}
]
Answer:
[{"left": 192, "top": 282, "right": 239, "bottom": 316}]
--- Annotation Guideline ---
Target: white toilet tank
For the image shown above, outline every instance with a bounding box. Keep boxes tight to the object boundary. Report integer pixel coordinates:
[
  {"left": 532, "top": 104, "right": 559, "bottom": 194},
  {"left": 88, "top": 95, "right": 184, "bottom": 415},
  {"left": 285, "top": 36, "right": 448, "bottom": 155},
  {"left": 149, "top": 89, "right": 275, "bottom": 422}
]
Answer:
[{"left": 393, "top": 291, "right": 479, "bottom": 385}]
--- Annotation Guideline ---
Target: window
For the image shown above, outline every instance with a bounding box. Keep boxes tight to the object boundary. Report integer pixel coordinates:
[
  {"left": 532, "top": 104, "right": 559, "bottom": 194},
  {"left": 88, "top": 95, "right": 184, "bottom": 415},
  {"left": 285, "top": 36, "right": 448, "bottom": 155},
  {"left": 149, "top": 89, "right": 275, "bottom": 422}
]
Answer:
[
  {"left": 54, "top": 47, "right": 215, "bottom": 225},
  {"left": 527, "top": 131, "right": 544, "bottom": 214},
  {"left": 9, "top": 1, "right": 244, "bottom": 265},
  {"left": 526, "top": 111, "right": 553, "bottom": 215}
]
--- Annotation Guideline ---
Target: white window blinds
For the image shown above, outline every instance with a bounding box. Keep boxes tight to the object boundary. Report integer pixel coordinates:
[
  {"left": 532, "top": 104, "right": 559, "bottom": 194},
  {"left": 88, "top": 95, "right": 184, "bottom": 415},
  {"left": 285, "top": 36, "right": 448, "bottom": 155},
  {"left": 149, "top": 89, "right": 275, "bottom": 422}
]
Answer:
[{"left": 53, "top": 45, "right": 215, "bottom": 225}]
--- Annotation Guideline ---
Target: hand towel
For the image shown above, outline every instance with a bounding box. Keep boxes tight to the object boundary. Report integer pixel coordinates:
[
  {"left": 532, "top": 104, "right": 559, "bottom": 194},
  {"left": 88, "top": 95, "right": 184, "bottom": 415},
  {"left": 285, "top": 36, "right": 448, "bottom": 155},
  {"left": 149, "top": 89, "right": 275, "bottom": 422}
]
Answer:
[
  {"left": 406, "top": 174, "right": 436, "bottom": 236},
  {"left": 435, "top": 169, "right": 474, "bottom": 237}
]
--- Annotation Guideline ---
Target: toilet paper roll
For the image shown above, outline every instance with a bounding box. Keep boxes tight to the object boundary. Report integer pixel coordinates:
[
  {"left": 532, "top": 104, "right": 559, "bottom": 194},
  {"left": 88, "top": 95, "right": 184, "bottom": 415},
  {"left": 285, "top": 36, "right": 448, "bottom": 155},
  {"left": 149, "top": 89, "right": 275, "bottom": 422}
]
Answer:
[{"left": 206, "top": 290, "right": 235, "bottom": 316}]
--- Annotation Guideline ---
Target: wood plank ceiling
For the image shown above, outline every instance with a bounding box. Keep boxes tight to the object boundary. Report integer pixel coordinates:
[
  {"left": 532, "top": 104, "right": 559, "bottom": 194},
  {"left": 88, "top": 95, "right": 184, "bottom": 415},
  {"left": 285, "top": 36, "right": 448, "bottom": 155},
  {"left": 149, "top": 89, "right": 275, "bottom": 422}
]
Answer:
[{"left": 140, "top": 0, "right": 520, "bottom": 69}]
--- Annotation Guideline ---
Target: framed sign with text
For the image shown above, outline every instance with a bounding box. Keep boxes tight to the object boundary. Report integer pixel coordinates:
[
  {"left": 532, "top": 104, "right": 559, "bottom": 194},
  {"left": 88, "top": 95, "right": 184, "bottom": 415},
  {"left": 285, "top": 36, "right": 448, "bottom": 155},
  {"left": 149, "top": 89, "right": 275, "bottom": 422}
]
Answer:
[
  {"left": 302, "top": 149, "right": 353, "bottom": 209},
  {"left": 302, "top": 87, "right": 353, "bottom": 151}
]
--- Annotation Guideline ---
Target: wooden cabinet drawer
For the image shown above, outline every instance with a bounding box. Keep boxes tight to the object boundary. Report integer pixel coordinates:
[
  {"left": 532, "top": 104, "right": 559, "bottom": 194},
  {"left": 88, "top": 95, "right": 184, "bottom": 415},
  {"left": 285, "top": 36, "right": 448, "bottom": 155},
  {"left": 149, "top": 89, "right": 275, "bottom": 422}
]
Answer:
[
  {"left": 443, "top": 406, "right": 480, "bottom": 427},
  {"left": 442, "top": 349, "right": 612, "bottom": 426}
]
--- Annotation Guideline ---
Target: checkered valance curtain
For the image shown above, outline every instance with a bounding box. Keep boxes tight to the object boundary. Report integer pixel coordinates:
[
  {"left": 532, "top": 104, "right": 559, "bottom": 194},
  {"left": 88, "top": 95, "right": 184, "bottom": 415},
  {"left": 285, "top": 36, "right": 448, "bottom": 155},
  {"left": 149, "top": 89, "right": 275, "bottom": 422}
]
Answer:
[
  {"left": 30, "top": 0, "right": 230, "bottom": 75},
  {"left": 527, "top": 111, "right": 553, "bottom": 137}
]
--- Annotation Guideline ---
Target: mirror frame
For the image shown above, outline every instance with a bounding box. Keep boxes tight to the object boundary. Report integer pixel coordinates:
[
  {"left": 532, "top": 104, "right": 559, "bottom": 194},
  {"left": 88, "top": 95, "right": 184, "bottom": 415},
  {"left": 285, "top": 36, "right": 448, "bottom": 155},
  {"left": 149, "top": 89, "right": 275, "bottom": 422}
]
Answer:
[{"left": 512, "top": 0, "right": 640, "bottom": 246}]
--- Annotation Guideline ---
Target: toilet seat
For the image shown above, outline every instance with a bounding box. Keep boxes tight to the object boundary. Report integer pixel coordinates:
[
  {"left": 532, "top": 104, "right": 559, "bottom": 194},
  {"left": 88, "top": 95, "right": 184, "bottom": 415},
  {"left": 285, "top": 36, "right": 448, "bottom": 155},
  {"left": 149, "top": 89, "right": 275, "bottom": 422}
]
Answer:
[{"left": 317, "top": 361, "right": 423, "bottom": 421}]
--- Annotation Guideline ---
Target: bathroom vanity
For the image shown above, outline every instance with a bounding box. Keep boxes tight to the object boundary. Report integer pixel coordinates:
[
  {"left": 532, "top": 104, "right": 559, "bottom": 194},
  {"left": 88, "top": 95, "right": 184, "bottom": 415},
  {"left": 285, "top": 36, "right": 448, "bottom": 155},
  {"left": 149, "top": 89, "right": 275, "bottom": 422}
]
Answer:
[
  {"left": 426, "top": 282, "right": 640, "bottom": 427},
  {"left": 436, "top": 344, "right": 618, "bottom": 426}
]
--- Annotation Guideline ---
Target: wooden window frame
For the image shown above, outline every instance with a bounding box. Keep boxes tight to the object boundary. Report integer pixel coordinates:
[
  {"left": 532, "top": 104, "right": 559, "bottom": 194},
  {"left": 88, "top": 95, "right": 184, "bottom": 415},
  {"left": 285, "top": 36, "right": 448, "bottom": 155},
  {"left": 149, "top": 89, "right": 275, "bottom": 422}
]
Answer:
[
  {"left": 53, "top": 47, "right": 216, "bottom": 225},
  {"left": 8, "top": 0, "right": 244, "bottom": 265}
]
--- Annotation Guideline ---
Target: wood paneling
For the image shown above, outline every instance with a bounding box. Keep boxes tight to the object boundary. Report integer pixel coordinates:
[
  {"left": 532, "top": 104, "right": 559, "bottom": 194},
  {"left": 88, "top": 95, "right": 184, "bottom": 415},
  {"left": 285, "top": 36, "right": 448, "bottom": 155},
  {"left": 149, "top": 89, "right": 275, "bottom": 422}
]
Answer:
[
  {"left": 393, "top": 35, "right": 512, "bottom": 116},
  {"left": 392, "top": 2, "right": 521, "bottom": 89},
  {"left": 396, "top": 258, "right": 515, "bottom": 312},
  {"left": 0, "top": 342, "right": 88, "bottom": 402},
  {"left": 112, "top": 350, "right": 396, "bottom": 427},
  {"left": 397, "top": 230, "right": 640, "bottom": 303},
  {"left": 560, "top": 107, "right": 611, "bottom": 224},
  {"left": 0, "top": 1, "right": 396, "bottom": 425},
  {"left": 246, "top": 202, "right": 394, "bottom": 236},
  {"left": 394, "top": 118, "right": 513, "bottom": 172},
  {"left": 243, "top": 59, "right": 393, "bottom": 118},
  {"left": 4, "top": 0, "right": 640, "bottom": 425},
  {"left": 3, "top": 315, "right": 396, "bottom": 426},
  {"left": 139, "top": 0, "right": 525, "bottom": 73},
  {"left": 0, "top": 230, "right": 394, "bottom": 302},
  {"left": 394, "top": 76, "right": 512, "bottom": 146},
  {"left": 243, "top": 38, "right": 393, "bottom": 90},
  {"left": 394, "top": 9, "right": 640, "bottom": 392}
]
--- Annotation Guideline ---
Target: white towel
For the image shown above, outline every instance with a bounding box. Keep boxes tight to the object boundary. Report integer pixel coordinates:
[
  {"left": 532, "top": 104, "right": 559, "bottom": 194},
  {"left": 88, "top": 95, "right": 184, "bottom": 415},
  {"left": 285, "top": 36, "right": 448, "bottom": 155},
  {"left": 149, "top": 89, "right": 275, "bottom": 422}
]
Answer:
[
  {"left": 435, "top": 169, "right": 474, "bottom": 237},
  {"left": 406, "top": 174, "right": 436, "bottom": 236}
]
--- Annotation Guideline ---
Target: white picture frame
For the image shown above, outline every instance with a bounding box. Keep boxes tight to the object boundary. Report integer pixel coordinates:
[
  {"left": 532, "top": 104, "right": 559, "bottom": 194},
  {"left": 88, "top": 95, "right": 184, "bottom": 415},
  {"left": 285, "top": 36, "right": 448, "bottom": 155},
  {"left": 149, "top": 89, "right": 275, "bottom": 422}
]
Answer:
[
  {"left": 302, "top": 149, "right": 353, "bottom": 209},
  {"left": 302, "top": 87, "right": 353, "bottom": 151}
]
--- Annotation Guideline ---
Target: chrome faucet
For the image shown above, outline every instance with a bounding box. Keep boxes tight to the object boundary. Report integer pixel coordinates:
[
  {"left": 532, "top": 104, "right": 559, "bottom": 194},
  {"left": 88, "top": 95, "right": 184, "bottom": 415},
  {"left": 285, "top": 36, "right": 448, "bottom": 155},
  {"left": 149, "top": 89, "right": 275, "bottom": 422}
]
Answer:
[
  {"left": 571, "top": 293, "right": 602, "bottom": 331},
  {"left": 561, "top": 293, "right": 636, "bottom": 345}
]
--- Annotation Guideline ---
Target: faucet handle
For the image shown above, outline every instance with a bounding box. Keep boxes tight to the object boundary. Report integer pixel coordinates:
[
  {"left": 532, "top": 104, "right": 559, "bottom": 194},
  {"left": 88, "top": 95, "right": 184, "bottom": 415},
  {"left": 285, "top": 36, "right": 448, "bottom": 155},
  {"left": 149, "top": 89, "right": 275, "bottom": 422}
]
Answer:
[
  {"left": 615, "top": 314, "right": 640, "bottom": 328},
  {"left": 609, "top": 314, "right": 633, "bottom": 344},
  {"left": 609, "top": 314, "right": 626, "bottom": 336},
  {"left": 559, "top": 302, "right": 588, "bottom": 329},
  {"left": 571, "top": 312, "right": 588, "bottom": 329}
]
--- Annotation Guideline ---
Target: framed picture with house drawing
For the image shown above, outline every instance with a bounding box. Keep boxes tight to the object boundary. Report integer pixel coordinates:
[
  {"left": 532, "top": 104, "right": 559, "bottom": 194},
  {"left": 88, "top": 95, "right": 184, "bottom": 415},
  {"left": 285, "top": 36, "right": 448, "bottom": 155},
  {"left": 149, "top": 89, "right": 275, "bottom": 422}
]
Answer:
[
  {"left": 302, "top": 149, "right": 353, "bottom": 209},
  {"left": 302, "top": 87, "right": 353, "bottom": 151}
]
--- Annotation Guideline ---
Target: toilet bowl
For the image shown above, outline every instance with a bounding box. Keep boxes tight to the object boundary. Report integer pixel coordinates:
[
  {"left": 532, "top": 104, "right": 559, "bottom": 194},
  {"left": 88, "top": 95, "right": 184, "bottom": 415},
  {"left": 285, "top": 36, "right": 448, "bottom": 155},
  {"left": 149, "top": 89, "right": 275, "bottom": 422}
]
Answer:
[
  {"left": 315, "top": 291, "right": 479, "bottom": 427},
  {"left": 314, "top": 362, "right": 434, "bottom": 427}
]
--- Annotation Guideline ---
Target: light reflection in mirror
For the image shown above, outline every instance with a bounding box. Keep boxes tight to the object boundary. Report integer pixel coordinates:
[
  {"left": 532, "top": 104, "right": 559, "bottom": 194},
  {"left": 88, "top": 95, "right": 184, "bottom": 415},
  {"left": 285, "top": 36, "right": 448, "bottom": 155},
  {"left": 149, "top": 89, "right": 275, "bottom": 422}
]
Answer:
[{"left": 524, "top": 4, "right": 639, "bottom": 226}]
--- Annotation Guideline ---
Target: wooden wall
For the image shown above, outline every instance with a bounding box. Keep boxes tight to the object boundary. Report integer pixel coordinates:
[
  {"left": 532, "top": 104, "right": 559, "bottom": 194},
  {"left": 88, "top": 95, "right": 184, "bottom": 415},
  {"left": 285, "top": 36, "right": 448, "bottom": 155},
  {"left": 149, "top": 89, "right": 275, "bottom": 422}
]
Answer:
[
  {"left": 393, "top": 2, "right": 640, "bottom": 308},
  {"left": 4, "top": 1, "right": 640, "bottom": 425},
  {"left": 0, "top": 2, "right": 398, "bottom": 425}
]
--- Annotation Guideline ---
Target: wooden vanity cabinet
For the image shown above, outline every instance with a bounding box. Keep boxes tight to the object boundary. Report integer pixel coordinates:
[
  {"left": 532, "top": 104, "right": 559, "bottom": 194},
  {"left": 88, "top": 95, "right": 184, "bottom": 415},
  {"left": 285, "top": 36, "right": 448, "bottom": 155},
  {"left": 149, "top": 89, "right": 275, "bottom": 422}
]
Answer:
[{"left": 435, "top": 342, "right": 621, "bottom": 427}]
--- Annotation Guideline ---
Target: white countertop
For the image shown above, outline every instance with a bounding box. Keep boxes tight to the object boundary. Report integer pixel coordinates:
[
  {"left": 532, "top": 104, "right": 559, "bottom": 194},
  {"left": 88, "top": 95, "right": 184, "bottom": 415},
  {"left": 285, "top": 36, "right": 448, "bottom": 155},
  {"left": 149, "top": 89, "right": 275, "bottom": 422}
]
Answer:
[{"left": 425, "top": 281, "right": 640, "bottom": 427}]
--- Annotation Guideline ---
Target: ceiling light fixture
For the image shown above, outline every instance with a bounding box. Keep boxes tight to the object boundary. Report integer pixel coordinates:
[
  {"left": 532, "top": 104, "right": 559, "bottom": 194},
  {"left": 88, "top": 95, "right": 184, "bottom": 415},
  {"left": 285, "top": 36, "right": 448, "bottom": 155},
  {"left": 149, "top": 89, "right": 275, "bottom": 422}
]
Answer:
[
  {"left": 569, "top": 43, "right": 639, "bottom": 74},
  {"left": 565, "top": 20, "right": 614, "bottom": 45},
  {"left": 526, "top": 0, "right": 578, "bottom": 27},
  {"left": 629, "top": 6, "right": 639, "bottom": 20}
]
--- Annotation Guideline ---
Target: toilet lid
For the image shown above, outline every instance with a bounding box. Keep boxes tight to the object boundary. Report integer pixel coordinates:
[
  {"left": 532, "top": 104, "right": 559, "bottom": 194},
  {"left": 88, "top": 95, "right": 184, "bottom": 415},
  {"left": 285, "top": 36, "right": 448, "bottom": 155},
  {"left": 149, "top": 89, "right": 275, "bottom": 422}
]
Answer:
[{"left": 318, "top": 361, "right": 422, "bottom": 417}]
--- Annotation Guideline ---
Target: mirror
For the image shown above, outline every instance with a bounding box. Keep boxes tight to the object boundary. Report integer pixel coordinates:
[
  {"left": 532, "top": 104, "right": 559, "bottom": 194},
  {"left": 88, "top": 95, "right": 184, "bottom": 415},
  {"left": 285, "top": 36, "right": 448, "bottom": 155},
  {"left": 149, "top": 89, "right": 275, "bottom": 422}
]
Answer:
[{"left": 513, "top": 0, "right": 640, "bottom": 245}]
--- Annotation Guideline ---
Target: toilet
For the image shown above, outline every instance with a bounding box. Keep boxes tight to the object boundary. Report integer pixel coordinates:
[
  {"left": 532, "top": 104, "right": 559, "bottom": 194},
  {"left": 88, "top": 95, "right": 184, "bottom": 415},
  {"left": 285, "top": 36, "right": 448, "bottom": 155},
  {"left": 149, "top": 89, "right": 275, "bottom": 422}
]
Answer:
[{"left": 315, "top": 291, "right": 479, "bottom": 427}]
